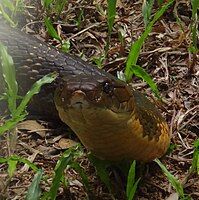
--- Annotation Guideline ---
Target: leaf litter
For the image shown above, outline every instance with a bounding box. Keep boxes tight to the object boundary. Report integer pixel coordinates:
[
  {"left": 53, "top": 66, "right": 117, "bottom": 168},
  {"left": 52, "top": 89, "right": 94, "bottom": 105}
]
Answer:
[{"left": 0, "top": 0, "right": 198, "bottom": 199}]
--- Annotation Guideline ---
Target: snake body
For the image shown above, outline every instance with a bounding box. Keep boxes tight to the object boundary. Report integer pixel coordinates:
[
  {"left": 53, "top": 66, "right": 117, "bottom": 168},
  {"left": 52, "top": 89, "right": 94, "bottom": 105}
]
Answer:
[{"left": 0, "top": 20, "right": 170, "bottom": 162}]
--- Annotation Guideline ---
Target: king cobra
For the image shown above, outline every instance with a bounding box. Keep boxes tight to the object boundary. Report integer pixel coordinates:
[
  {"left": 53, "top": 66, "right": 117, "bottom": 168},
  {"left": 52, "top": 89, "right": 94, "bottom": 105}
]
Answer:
[{"left": 0, "top": 20, "right": 170, "bottom": 162}]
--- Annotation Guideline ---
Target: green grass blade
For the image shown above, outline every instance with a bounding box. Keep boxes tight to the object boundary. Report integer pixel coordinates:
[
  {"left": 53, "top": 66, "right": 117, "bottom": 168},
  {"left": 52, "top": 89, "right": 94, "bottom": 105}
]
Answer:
[
  {"left": 125, "top": 0, "right": 174, "bottom": 81},
  {"left": 42, "top": 0, "right": 53, "bottom": 9},
  {"left": 0, "top": 43, "right": 18, "bottom": 113},
  {"left": 127, "top": 178, "right": 141, "bottom": 200},
  {"left": 0, "top": 0, "right": 15, "bottom": 12},
  {"left": 0, "top": 3, "right": 16, "bottom": 26},
  {"left": 191, "top": 0, "right": 199, "bottom": 18},
  {"left": 88, "top": 154, "right": 112, "bottom": 192},
  {"left": 107, "top": 0, "right": 117, "bottom": 35},
  {"left": 155, "top": 159, "right": 185, "bottom": 198},
  {"left": 44, "top": 17, "right": 70, "bottom": 52},
  {"left": 191, "top": 139, "right": 199, "bottom": 174},
  {"left": 10, "top": 155, "right": 39, "bottom": 172},
  {"left": 26, "top": 169, "right": 43, "bottom": 200},
  {"left": 55, "top": 0, "right": 68, "bottom": 17},
  {"left": 126, "top": 161, "right": 141, "bottom": 200},
  {"left": 92, "top": 54, "right": 106, "bottom": 68},
  {"left": 0, "top": 158, "right": 7, "bottom": 163},
  {"left": 70, "top": 162, "right": 90, "bottom": 192},
  {"left": 7, "top": 158, "right": 18, "bottom": 177},
  {"left": 157, "top": 0, "right": 164, "bottom": 5},
  {"left": 61, "top": 40, "right": 70, "bottom": 53},
  {"left": 0, "top": 72, "right": 58, "bottom": 135},
  {"left": 46, "top": 148, "right": 74, "bottom": 200},
  {"left": 0, "top": 155, "right": 39, "bottom": 172},
  {"left": 126, "top": 161, "right": 136, "bottom": 197},
  {"left": 13, "top": 72, "right": 58, "bottom": 118},
  {"left": 0, "top": 43, "right": 57, "bottom": 135},
  {"left": 0, "top": 114, "right": 26, "bottom": 135},
  {"left": 74, "top": 8, "right": 84, "bottom": 29},
  {"left": 142, "top": 0, "right": 154, "bottom": 27},
  {"left": 44, "top": 17, "right": 61, "bottom": 42},
  {"left": 130, "top": 65, "right": 159, "bottom": 97},
  {"left": 54, "top": 147, "right": 75, "bottom": 171},
  {"left": 43, "top": 146, "right": 82, "bottom": 200},
  {"left": 190, "top": 0, "right": 199, "bottom": 53},
  {"left": 105, "top": 0, "right": 117, "bottom": 55}
]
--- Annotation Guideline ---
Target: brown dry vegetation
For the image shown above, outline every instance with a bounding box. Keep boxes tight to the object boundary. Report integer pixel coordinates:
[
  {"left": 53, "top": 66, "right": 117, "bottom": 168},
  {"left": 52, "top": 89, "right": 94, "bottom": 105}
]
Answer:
[{"left": 0, "top": 0, "right": 198, "bottom": 199}]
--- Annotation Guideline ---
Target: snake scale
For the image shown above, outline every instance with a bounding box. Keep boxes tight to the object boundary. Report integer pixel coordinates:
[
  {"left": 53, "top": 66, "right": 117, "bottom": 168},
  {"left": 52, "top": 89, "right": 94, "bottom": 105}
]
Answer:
[{"left": 0, "top": 20, "right": 170, "bottom": 162}]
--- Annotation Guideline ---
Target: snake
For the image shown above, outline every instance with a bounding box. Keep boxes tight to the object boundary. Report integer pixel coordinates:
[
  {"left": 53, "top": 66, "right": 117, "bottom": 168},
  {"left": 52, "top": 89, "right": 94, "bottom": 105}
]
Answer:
[{"left": 0, "top": 20, "right": 170, "bottom": 162}]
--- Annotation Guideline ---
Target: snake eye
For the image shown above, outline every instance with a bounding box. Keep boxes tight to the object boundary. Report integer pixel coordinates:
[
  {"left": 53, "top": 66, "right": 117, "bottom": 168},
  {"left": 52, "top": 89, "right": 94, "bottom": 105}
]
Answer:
[{"left": 103, "top": 81, "right": 113, "bottom": 94}]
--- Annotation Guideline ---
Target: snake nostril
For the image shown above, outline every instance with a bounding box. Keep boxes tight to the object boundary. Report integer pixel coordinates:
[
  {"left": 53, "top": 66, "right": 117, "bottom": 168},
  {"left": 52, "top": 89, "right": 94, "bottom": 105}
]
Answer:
[{"left": 69, "top": 90, "right": 89, "bottom": 108}]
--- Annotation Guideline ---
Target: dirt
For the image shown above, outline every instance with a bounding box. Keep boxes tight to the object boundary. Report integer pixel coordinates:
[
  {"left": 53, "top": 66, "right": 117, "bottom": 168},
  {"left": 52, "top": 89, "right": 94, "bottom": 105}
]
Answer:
[{"left": 0, "top": 0, "right": 198, "bottom": 199}]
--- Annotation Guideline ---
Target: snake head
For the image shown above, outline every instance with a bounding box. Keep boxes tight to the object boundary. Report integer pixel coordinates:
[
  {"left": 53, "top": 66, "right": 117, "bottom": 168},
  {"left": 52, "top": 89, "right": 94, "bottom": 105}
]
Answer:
[
  {"left": 54, "top": 74, "right": 135, "bottom": 114},
  {"left": 54, "top": 75, "right": 134, "bottom": 123}
]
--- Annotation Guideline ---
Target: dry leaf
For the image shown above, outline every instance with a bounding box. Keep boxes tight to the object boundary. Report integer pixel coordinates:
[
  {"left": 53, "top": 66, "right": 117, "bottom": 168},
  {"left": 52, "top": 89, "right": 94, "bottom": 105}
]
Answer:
[
  {"left": 166, "top": 193, "right": 179, "bottom": 200},
  {"left": 17, "top": 120, "right": 46, "bottom": 138},
  {"left": 58, "top": 138, "right": 78, "bottom": 149}
]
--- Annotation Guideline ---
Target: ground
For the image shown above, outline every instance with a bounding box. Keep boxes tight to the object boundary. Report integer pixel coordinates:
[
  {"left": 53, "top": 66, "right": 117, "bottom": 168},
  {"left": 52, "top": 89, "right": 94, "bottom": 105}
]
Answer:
[{"left": 0, "top": 0, "right": 198, "bottom": 199}]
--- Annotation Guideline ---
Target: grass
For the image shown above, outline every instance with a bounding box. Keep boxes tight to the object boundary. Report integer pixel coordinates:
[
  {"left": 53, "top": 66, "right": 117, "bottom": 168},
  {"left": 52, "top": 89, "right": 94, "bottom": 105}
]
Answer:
[
  {"left": 44, "top": 17, "right": 70, "bottom": 53},
  {"left": 142, "top": 0, "right": 154, "bottom": 27},
  {"left": 40, "top": 145, "right": 88, "bottom": 200},
  {"left": 190, "top": 0, "right": 199, "bottom": 54},
  {"left": 190, "top": 139, "right": 199, "bottom": 175},
  {"left": 0, "top": 155, "right": 39, "bottom": 176},
  {"left": 188, "top": 0, "right": 199, "bottom": 73},
  {"left": 74, "top": 8, "right": 84, "bottom": 29},
  {"left": 42, "top": 0, "right": 71, "bottom": 53},
  {"left": 0, "top": 155, "right": 39, "bottom": 198},
  {"left": 155, "top": 143, "right": 199, "bottom": 199},
  {"left": 0, "top": 42, "right": 90, "bottom": 199},
  {"left": 0, "top": 44, "right": 89, "bottom": 199},
  {"left": 0, "top": 43, "right": 58, "bottom": 136},
  {"left": 105, "top": 0, "right": 117, "bottom": 55},
  {"left": 155, "top": 159, "right": 185, "bottom": 199},
  {"left": 0, "top": 43, "right": 18, "bottom": 114},
  {"left": 126, "top": 161, "right": 141, "bottom": 200},
  {"left": 42, "top": 0, "right": 68, "bottom": 19},
  {"left": 0, "top": 42, "right": 55, "bottom": 196},
  {"left": 88, "top": 154, "right": 112, "bottom": 193},
  {"left": 0, "top": 1, "right": 198, "bottom": 199},
  {"left": 0, "top": 0, "right": 23, "bottom": 25},
  {"left": 99, "top": 0, "right": 174, "bottom": 97},
  {"left": 0, "top": 42, "right": 57, "bottom": 161},
  {"left": 0, "top": 145, "right": 87, "bottom": 200},
  {"left": 91, "top": 0, "right": 117, "bottom": 68},
  {"left": 125, "top": 0, "right": 174, "bottom": 97},
  {"left": 26, "top": 169, "right": 43, "bottom": 200},
  {"left": 173, "top": 0, "right": 198, "bottom": 74},
  {"left": 88, "top": 155, "right": 142, "bottom": 199}
]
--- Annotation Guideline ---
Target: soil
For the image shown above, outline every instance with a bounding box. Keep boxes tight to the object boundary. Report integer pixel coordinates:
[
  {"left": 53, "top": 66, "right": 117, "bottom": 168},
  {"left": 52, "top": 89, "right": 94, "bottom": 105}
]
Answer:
[{"left": 0, "top": 0, "right": 198, "bottom": 199}]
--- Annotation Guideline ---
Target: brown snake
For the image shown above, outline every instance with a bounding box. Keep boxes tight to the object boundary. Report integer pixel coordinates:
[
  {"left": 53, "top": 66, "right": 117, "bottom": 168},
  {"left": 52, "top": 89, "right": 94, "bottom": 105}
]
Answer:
[{"left": 0, "top": 20, "right": 170, "bottom": 162}]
